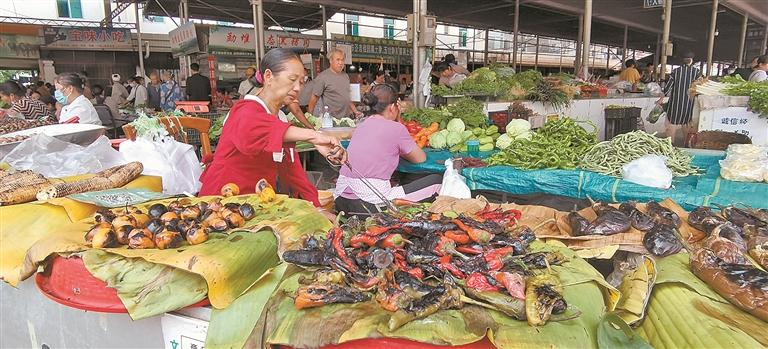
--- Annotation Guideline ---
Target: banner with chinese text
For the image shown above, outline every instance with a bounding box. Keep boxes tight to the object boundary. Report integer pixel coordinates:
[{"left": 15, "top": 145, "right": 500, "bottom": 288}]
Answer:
[
  {"left": 43, "top": 27, "right": 131, "bottom": 50},
  {"left": 169, "top": 22, "right": 202, "bottom": 57},
  {"left": 208, "top": 26, "right": 323, "bottom": 56},
  {"left": 331, "top": 34, "right": 412, "bottom": 61}
]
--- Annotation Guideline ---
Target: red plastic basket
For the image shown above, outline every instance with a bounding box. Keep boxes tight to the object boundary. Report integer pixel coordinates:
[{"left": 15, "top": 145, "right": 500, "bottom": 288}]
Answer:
[
  {"left": 278, "top": 337, "right": 495, "bottom": 349},
  {"left": 35, "top": 255, "right": 209, "bottom": 313}
]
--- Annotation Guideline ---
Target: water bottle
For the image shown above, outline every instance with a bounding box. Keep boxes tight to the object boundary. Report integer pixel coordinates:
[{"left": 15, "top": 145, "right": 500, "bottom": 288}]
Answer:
[{"left": 321, "top": 106, "right": 334, "bottom": 128}]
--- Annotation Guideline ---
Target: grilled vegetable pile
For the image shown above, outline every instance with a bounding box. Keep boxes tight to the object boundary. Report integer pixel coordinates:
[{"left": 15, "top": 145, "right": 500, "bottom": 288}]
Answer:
[
  {"left": 580, "top": 131, "right": 699, "bottom": 177},
  {"left": 0, "top": 134, "right": 32, "bottom": 144},
  {"left": 0, "top": 162, "right": 143, "bottom": 206},
  {"left": 283, "top": 205, "right": 574, "bottom": 328},
  {"left": 487, "top": 118, "right": 597, "bottom": 170},
  {"left": 685, "top": 204, "right": 768, "bottom": 321},
  {"left": 84, "top": 197, "right": 257, "bottom": 249},
  {"left": 0, "top": 118, "right": 54, "bottom": 135}
]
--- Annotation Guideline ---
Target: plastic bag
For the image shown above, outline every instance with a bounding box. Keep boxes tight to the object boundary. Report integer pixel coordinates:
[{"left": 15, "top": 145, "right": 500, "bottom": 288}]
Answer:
[
  {"left": 119, "top": 137, "right": 202, "bottom": 195},
  {"left": 621, "top": 155, "right": 673, "bottom": 189},
  {"left": 438, "top": 159, "right": 471, "bottom": 199},
  {"left": 644, "top": 82, "right": 662, "bottom": 96},
  {"left": 2, "top": 134, "right": 126, "bottom": 178},
  {"left": 646, "top": 104, "right": 666, "bottom": 124}
]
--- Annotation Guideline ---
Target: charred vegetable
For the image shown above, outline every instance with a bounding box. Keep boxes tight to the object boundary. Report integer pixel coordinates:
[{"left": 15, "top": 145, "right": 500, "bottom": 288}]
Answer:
[
  {"left": 643, "top": 224, "right": 683, "bottom": 257},
  {"left": 525, "top": 274, "right": 567, "bottom": 326},
  {"left": 646, "top": 201, "right": 681, "bottom": 228},
  {"left": 294, "top": 284, "right": 371, "bottom": 310},
  {"left": 619, "top": 202, "right": 656, "bottom": 231},
  {"left": 568, "top": 212, "right": 591, "bottom": 236},
  {"left": 687, "top": 206, "right": 726, "bottom": 234}
]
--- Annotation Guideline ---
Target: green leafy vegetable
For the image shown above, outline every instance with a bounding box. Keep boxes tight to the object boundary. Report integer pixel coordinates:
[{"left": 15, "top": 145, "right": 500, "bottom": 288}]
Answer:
[
  {"left": 446, "top": 98, "right": 487, "bottom": 128},
  {"left": 723, "top": 81, "right": 768, "bottom": 118}
]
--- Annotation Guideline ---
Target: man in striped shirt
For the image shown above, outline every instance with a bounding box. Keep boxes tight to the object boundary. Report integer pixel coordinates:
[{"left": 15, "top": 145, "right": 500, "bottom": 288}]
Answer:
[{"left": 659, "top": 52, "right": 700, "bottom": 146}]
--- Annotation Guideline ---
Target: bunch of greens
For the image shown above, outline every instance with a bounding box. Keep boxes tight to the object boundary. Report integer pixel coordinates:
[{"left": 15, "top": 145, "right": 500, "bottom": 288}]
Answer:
[
  {"left": 719, "top": 75, "right": 745, "bottom": 84},
  {"left": 508, "top": 70, "right": 543, "bottom": 92},
  {"left": 487, "top": 117, "right": 597, "bottom": 170},
  {"left": 528, "top": 80, "right": 572, "bottom": 110},
  {"left": 723, "top": 81, "right": 768, "bottom": 118},
  {"left": 453, "top": 67, "right": 509, "bottom": 97},
  {"left": 209, "top": 115, "right": 226, "bottom": 142},
  {"left": 128, "top": 112, "right": 168, "bottom": 141},
  {"left": 431, "top": 84, "right": 453, "bottom": 97},
  {"left": 401, "top": 107, "right": 452, "bottom": 128},
  {"left": 446, "top": 97, "right": 487, "bottom": 128}
]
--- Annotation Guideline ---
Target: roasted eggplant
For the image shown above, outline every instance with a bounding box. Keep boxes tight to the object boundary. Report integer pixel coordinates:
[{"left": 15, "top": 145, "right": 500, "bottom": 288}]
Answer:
[
  {"left": 646, "top": 201, "right": 681, "bottom": 228},
  {"left": 642, "top": 224, "right": 683, "bottom": 257}
]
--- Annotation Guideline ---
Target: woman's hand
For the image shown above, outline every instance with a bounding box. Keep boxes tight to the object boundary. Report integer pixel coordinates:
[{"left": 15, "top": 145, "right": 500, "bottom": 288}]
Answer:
[{"left": 308, "top": 132, "right": 341, "bottom": 148}]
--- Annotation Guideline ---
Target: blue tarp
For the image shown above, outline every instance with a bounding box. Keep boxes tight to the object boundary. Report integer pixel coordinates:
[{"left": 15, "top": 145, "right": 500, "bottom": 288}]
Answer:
[{"left": 397, "top": 149, "right": 768, "bottom": 210}]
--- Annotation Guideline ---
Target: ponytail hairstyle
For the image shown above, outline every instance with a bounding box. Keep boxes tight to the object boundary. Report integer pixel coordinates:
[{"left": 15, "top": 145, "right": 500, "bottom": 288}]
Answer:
[
  {"left": 55, "top": 72, "right": 86, "bottom": 93},
  {"left": 253, "top": 48, "right": 301, "bottom": 88},
  {"left": 361, "top": 83, "right": 398, "bottom": 114}
]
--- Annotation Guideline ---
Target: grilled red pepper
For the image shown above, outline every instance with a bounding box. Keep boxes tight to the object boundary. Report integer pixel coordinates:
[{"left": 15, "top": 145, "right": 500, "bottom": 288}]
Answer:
[
  {"left": 444, "top": 230, "right": 471, "bottom": 245},
  {"left": 484, "top": 246, "right": 515, "bottom": 271},
  {"left": 453, "top": 219, "right": 494, "bottom": 244},
  {"left": 350, "top": 234, "right": 379, "bottom": 248},
  {"left": 456, "top": 245, "right": 484, "bottom": 255},
  {"left": 329, "top": 227, "right": 358, "bottom": 272},
  {"left": 365, "top": 225, "right": 397, "bottom": 236},
  {"left": 405, "top": 266, "right": 424, "bottom": 280},
  {"left": 439, "top": 255, "right": 465, "bottom": 278},
  {"left": 466, "top": 272, "right": 499, "bottom": 292},
  {"left": 378, "top": 234, "right": 406, "bottom": 248}
]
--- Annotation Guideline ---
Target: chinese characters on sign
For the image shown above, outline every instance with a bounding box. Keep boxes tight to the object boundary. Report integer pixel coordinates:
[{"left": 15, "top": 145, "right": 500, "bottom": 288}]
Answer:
[
  {"left": 331, "top": 34, "right": 412, "bottom": 60},
  {"left": 704, "top": 106, "right": 768, "bottom": 145},
  {"left": 208, "top": 26, "right": 323, "bottom": 57},
  {"left": 169, "top": 22, "right": 201, "bottom": 57},
  {"left": 43, "top": 27, "right": 131, "bottom": 50}
]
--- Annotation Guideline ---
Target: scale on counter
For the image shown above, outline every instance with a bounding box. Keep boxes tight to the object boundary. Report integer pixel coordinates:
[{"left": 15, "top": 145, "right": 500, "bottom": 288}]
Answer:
[{"left": 175, "top": 101, "right": 210, "bottom": 114}]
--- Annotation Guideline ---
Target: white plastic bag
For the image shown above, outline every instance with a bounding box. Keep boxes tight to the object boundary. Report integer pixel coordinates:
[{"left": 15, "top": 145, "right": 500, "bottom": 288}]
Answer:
[
  {"left": 2, "top": 134, "right": 126, "bottom": 178},
  {"left": 119, "top": 137, "right": 202, "bottom": 195},
  {"left": 644, "top": 82, "right": 662, "bottom": 96},
  {"left": 719, "top": 144, "right": 768, "bottom": 182},
  {"left": 621, "top": 155, "right": 673, "bottom": 189},
  {"left": 438, "top": 159, "right": 471, "bottom": 199}
]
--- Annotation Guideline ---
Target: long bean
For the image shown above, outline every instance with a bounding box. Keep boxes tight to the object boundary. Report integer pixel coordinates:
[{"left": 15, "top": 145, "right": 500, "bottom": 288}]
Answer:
[{"left": 580, "top": 131, "right": 700, "bottom": 177}]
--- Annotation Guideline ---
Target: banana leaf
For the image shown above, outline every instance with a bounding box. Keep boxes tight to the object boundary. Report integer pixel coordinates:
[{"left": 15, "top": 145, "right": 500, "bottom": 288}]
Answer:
[
  {"left": 80, "top": 249, "right": 207, "bottom": 320},
  {"left": 0, "top": 175, "right": 161, "bottom": 286},
  {"left": 22, "top": 195, "right": 329, "bottom": 309},
  {"left": 614, "top": 256, "right": 656, "bottom": 325},
  {"left": 253, "top": 241, "right": 619, "bottom": 349},
  {"left": 205, "top": 263, "right": 288, "bottom": 349},
  {"left": 635, "top": 254, "right": 768, "bottom": 348},
  {"left": 597, "top": 313, "right": 652, "bottom": 349}
]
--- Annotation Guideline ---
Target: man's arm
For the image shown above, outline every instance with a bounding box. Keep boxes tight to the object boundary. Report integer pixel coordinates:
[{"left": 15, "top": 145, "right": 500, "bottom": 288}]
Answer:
[
  {"left": 307, "top": 94, "right": 319, "bottom": 116},
  {"left": 349, "top": 102, "right": 361, "bottom": 118},
  {"left": 287, "top": 101, "right": 314, "bottom": 128}
]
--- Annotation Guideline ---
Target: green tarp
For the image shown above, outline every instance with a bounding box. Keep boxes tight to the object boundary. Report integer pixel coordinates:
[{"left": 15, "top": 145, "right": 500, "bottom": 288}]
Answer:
[{"left": 397, "top": 149, "right": 767, "bottom": 210}]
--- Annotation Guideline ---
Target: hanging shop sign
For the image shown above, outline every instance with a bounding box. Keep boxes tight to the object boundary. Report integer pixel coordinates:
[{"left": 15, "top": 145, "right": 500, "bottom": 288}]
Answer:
[
  {"left": 169, "top": 22, "right": 202, "bottom": 58},
  {"left": 643, "top": 0, "right": 664, "bottom": 8},
  {"left": 42, "top": 27, "right": 131, "bottom": 50},
  {"left": 0, "top": 34, "right": 40, "bottom": 59},
  {"left": 331, "top": 34, "right": 412, "bottom": 61},
  {"left": 208, "top": 26, "right": 324, "bottom": 57}
]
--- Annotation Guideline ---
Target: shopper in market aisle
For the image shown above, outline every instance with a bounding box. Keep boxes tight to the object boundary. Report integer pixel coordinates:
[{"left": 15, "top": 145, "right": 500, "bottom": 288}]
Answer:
[
  {"left": 0, "top": 80, "right": 54, "bottom": 121},
  {"left": 733, "top": 56, "right": 758, "bottom": 81},
  {"left": 186, "top": 63, "right": 211, "bottom": 102},
  {"left": 238, "top": 66, "right": 257, "bottom": 97},
  {"left": 748, "top": 55, "right": 768, "bottom": 82},
  {"left": 159, "top": 72, "right": 182, "bottom": 111},
  {"left": 437, "top": 62, "right": 467, "bottom": 88},
  {"left": 80, "top": 70, "right": 93, "bottom": 100},
  {"left": 659, "top": 52, "right": 700, "bottom": 146},
  {"left": 619, "top": 59, "right": 641, "bottom": 84},
  {"left": 370, "top": 71, "right": 386, "bottom": 88},
  {"left": 146, "top": 72, "right": 162, "bottom": 110},
  {"left": 54, "top": 72, "right": 100, "bottom": 125},
  {"left": 198, "top": 48, "right": 344, "bottom": 220},
  {"left": 126, "top": 76, "right": 148, "bottom": 107},
  {"left": 443, "top": 53, "right": 470, "bottom": 76},
  {"left": 110, "top": 74, "right": 129, "bottom": 106},
  {"left": 307, "top": 48, "right": 363, "bottom": 118},
  {"left": 334, "top": 83, "right": 441, "bottom": 214},
  {"left": 34, "top": 81, "right": 50, "bottom": 98}
]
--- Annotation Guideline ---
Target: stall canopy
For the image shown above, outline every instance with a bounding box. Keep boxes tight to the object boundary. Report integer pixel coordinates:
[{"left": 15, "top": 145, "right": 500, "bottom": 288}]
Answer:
[{"left": 138, "top": 0, "right": 767, "bottom": 63}]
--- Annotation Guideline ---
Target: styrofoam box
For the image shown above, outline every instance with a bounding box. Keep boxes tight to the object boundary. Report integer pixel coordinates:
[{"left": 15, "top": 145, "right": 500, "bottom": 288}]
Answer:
[{"left": 161, "top": 312, "right": 209, "bottom": 349}]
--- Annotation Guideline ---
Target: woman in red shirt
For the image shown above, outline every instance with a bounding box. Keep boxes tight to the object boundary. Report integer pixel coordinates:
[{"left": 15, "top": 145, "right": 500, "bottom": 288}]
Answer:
[{"left": 199, "top": 49, "right": 343, "bottom": 216}]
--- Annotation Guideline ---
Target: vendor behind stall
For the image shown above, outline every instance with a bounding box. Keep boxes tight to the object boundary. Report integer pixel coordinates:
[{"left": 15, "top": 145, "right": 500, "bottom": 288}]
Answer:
[
  {"left": 54, "top": 73, "right": 100, "bottom": 125},
  {"left": 334, "top": 84, "right": 442, "bottom": 214},
  {"left": 619, "top": 59, "right": 641, "bottom": 84},
  {"left": 0, "top": 80, "right": 54, "bottom": 121},
  {"left": 437, "top": 63, "right": 466, "bottom": 88},
  {"left": 199, "top": 48, "right": 344, "bottom": 220}
]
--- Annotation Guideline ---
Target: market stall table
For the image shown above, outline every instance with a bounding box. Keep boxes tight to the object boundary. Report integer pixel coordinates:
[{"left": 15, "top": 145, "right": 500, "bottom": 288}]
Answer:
[
  {"left": 0, "top": 123, "right": 107, "bottom": 159},
  {"left": 397, "top": 149, "right": 768, "bottom": 210}
]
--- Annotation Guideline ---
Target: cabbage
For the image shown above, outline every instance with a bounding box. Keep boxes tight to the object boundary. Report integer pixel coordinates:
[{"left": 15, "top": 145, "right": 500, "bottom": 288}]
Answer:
[
  {"left": 429, "top": 132, "right": 448, "bottom": 149},
  {"left": 506, "top": 119, "right": 531, "bottom": 137},
  {"left": 335, "top": 117, "right": 356, "bottom": 127},
  {"left": 479, "top": 136, "right": 494, "bottom": 145},
  {"left": 446, "top": 118, "right": 466, "bottom": 133},
  {"left": 446, "top": 131, "right": 463, "bottom": 147},
  {"left": 485, "top": 125, "right": 499, "bottom": 135},
  {"left": 495, "top": 133, "right": 513, "bottom": 150},
  {"left": 462, "top": 130, "right": 473, "bottom": 139},
  {"left": 514, "top": 131, "right": 533, "bottom": 140}
]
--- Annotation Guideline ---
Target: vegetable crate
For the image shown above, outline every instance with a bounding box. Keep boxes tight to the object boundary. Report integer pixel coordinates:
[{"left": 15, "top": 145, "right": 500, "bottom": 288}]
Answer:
[{"left": 604, "top": 107, "right": 641, "bottom": 140}]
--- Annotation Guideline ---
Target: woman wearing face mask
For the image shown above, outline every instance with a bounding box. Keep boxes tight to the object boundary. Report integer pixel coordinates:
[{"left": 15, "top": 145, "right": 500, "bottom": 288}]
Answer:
[
  {"left": 54, "top": 72, "right": 101, "bottom": 125},
  {"left": 198, "top": 49, "right": 345, "bottom": 218},
  {"left": 333, "top": 84, "right": 442, "bottom": 215}
]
